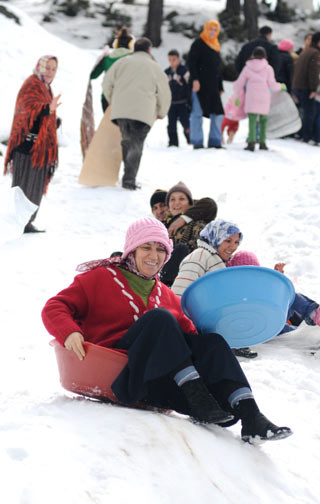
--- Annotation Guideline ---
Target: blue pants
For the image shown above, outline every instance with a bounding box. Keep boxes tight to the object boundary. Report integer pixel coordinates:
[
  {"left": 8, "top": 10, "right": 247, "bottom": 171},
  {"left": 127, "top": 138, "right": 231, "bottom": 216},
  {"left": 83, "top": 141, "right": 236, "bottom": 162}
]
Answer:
[
  {"left": 190, "top": 91, "right": 223, "bottom": 147},
  {"left": 167, "top": 103, "right": 190, "bottom": 146},
  {"left": 280, "top": 293, "right": 318, "bottom": 334}
]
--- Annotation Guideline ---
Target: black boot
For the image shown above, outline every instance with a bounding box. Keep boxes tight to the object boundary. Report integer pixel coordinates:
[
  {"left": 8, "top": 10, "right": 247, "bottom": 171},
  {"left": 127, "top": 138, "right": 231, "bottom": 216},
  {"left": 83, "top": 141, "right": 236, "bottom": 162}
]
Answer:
[
  {"left": 180, "top": 378, "right": 234, "bottom": 425},
  {"left": 244, "top": 142, "right": 255, "bottom": 152},
  {"left": 24, "top": 223, "right": 45, "bottom": 233},
  {"left": 259, "top": 142, "right": 268, "bottom": 150},
  {"left": 234, "top": 399, "right": 292, "bottom": 443}
]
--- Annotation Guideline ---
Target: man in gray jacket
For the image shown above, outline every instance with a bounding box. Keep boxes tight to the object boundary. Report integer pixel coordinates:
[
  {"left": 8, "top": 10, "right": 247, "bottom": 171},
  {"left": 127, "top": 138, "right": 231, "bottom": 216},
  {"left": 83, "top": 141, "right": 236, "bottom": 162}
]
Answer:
[{"left": 103, "top": 38, "right": 171, "bottom": 190}]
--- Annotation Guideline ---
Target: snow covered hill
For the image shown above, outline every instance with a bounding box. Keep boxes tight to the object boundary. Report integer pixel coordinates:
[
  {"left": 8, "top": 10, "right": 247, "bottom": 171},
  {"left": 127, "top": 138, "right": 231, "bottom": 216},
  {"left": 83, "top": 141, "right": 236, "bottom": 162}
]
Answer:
[{"left": 1, "top": 2, "right": 320, "bottom": 503}]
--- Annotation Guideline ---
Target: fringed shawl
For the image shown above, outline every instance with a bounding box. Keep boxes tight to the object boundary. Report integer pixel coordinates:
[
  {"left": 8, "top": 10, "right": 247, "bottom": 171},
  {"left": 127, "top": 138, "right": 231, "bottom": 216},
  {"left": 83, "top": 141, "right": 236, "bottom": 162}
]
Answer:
[{"left": 4, "top": 74, "right": 58, "bottom": 174}]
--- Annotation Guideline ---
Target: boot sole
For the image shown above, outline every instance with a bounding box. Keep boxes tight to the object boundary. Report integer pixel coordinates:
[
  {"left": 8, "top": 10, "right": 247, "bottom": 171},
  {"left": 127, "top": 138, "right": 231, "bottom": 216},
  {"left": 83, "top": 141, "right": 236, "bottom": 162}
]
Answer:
[
  {"left": 242, "top": 428, "right": 293, "bottom": 444},
  {"left": 190, "top": 413, "right": 234, "bottom": 425}
]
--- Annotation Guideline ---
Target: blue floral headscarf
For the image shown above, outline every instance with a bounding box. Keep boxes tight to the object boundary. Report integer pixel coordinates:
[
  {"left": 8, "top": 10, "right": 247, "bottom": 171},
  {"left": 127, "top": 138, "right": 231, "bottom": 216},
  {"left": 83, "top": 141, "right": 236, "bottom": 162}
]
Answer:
[{"left": 199, "top": 218, "right": 243, "bottom": 250}]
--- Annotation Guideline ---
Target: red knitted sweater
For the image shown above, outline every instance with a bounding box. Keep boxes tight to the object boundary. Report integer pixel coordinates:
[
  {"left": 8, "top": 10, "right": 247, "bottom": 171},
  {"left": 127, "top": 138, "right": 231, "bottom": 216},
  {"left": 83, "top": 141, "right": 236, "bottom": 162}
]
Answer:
[{"left": 42, "top": 266, "right": 196, "bottom": 347}]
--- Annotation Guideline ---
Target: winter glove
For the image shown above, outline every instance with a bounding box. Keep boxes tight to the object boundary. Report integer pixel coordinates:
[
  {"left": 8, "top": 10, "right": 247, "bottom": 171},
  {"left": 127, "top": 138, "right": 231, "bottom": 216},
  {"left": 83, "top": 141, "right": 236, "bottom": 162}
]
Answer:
[
  {"left": 234, "top": 98, "right": 240, "bottom": 107},
  {"left": 280, "top": 83, "right": 287, "bottom": 91}
]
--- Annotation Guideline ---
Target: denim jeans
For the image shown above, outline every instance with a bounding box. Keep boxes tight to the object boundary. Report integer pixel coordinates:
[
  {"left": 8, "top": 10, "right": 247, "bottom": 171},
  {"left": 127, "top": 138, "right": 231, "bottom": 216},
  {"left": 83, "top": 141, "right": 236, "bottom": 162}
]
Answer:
[
  {"left": 279, "top": 293, "right": 318, "bottom": 334},
  {"left": 293, "top": 89, "right": 318, "bottom": 142},
  {"left": 190, "top": 91, "right": 223, "bottom": 147}
]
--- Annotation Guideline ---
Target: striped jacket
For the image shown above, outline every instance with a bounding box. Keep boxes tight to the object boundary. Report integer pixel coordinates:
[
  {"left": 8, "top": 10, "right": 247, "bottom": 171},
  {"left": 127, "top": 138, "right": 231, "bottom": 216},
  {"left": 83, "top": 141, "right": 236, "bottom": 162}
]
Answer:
[{"left": 171, "top": 239, "right": 225, "bottom": 297}]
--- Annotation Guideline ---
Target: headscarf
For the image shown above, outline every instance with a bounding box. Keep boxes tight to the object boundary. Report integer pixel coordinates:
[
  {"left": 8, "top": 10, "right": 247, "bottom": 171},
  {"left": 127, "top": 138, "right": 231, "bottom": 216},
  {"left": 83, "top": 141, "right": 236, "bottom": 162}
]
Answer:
[
  {"left": 77, "top": 246, "right": 165, "bottom": 280},
  {"left": 200, "top": 20, "right": 220, "bottom": 52},
  {"left": 33, "top": 55, "right": 58, "bottom": 84},
  {"left": 199, "top": 218, "right": 242, "bottom": 250}
]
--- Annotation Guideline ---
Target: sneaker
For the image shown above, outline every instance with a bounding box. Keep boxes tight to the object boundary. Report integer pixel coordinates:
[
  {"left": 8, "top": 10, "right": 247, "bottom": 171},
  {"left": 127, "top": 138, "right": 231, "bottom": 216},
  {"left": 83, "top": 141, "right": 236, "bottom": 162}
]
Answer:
[
  {"left": 24, "top": 223, "right": 45, "bottom": 233},
  {"left": 234, "top": 399, "right": 293, "bottom": 443},
  {"left": 233, "top": 347, "right": 258, "bottom": 359},
  {"left": 180, "top": 378, "right": 234, "bottom": 425}
]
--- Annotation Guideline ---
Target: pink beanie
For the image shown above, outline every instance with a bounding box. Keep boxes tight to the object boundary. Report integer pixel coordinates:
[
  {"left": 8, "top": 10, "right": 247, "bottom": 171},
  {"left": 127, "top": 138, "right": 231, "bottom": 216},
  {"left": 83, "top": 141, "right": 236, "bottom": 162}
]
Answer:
[
  {"left": 122, "top": 217, "right": 173, "bottom": 263},
  {"left": 278, "top": 39, "right": 294, "bottom": 52},
  {"left": 227, "top": 250, "right": 260, "bottom": 267}
]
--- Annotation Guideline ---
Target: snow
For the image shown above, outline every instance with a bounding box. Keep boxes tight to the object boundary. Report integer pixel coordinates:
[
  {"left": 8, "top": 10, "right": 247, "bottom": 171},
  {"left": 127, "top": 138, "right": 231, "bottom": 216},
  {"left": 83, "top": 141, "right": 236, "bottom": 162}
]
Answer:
[{"left": 1, "top": 2, "right": 320, "bottom": 503}]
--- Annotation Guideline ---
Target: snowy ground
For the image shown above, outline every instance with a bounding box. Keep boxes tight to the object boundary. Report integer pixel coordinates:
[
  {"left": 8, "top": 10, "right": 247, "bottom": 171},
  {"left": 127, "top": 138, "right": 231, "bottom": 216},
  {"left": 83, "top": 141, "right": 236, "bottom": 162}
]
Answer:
[{"left": 1, "top": 2, "right": 320, "bottom": 504}]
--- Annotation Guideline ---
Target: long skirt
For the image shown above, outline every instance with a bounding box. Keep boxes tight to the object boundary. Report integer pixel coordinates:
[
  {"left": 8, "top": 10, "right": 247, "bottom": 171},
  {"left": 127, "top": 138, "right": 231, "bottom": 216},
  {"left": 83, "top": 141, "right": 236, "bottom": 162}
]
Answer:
[
  {"left": 112, "top": 308, "right": 250, "bottom": 418},
  {"left": 12, "top": 151, "right": 48, "bottom": 222}
]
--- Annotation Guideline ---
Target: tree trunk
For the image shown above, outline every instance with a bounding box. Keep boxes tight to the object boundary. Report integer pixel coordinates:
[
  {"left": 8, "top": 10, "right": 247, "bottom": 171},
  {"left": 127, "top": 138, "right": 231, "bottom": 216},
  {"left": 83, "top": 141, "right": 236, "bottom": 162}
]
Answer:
[
  {"left": 226, "top": 0, "right": 241, "bottom": 14},
  {"left": 243, "top": 0, "right": 258, "bottom": 39},
  {"left": 145, "top": 0, "right": 163, "bottom": 47}
]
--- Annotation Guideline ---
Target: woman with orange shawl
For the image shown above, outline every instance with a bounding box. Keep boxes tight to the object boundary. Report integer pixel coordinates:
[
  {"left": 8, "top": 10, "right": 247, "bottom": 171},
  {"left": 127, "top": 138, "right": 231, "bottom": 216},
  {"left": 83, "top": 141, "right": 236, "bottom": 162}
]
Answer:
[
  {"left": 4, "top": 55, "right": 61, "bottom": 233},
  {"left": 188, "top": 20, "right": 224, "bottom": 149}
]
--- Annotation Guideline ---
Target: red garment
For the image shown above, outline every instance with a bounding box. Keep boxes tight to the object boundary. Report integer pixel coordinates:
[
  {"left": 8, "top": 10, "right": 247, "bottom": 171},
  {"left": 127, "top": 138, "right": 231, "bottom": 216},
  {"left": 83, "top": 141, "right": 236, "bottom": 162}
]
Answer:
[
  {"left": 4, "top": 74, "right": 58, "bottom": 173},
  {"left": 221, "top": 117, "right": 239, "bottom": 134},
  {"left": 42, "top": 266, "right": 196, "bottom": 348}
]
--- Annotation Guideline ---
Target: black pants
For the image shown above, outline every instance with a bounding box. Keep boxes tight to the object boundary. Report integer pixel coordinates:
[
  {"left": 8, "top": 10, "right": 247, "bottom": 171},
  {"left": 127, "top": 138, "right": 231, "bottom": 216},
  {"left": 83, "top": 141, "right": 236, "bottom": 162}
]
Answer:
[
  {"left": 112, "top": 308, "right": 250, "bottom": 417},
  {"left": 116, "top": 119, "right": 150, "bottom": 186},
  {"left": 167, "top": 103, "right": 190, "bottom": 146}
]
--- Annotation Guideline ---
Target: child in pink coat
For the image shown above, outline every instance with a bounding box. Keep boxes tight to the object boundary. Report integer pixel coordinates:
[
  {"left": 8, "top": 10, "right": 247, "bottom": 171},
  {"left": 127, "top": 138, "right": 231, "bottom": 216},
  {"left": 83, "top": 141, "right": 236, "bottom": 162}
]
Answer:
[
  {"left": 235, "top": 46, "right": 285, "bottom": 151},
  {"left": 221, "top": 83, "right": 246, "bottom": 143}
]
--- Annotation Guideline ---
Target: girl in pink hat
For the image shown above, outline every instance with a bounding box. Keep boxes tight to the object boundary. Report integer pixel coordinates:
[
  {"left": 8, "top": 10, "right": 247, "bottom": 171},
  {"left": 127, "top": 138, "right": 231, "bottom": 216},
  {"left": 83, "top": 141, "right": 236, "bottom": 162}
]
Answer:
[{"left": 42, "top": 217, "right": 292, "bottom": 443}]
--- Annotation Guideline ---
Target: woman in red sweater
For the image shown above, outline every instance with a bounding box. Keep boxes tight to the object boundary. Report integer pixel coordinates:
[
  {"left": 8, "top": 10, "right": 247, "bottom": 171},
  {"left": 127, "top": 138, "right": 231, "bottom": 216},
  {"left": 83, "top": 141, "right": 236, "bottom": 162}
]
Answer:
[{"left": 42, "top": 217, "right": 292, "bottom": 443}]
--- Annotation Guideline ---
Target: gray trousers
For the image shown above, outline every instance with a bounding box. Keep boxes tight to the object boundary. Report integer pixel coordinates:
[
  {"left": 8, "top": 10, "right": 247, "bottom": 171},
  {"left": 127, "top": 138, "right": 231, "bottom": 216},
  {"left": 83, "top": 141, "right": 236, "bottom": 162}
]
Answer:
[{"left": 116, "top": 119, "right": 150, "bottom": 187}]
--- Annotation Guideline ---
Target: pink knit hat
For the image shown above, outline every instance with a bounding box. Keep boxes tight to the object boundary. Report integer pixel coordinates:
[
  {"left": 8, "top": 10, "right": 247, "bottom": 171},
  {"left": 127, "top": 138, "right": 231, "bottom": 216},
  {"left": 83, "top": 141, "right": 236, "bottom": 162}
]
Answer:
[
  {"left": 227, "top": 250, "right": 260, "bottom": 267},
  {"left": 278, "top": 39, "right": 294, "bottom": 52},
  {"left": 122, "top": 217, "right": 173, "bottom": 263}
]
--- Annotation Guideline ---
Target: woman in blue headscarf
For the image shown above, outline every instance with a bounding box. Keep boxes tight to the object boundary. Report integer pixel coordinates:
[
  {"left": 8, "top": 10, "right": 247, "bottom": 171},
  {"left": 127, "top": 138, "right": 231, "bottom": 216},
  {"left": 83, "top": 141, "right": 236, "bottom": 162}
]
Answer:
[
  {"left": 172, "top": 218, "right": 242, "bottom": 297},
  {"left": 171, "top": 218, "right": 258, "bottom": 359}
]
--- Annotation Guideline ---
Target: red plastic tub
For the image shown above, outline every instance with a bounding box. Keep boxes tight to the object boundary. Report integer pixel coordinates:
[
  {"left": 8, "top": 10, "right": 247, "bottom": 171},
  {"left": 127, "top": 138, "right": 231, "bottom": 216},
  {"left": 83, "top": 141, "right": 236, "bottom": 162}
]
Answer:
[{"left": 50, "top": 339, "right": 128, "bottom": 402}]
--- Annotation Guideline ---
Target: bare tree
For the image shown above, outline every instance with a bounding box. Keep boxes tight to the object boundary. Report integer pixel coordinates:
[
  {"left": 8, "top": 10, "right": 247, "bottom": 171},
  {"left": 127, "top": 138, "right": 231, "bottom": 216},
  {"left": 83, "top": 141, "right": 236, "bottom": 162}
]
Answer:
[
  {"left": 226, "top": 0, "right": 241, "bottom": 14},
  {"left": 145, "top": 0, "right": 163, "bottom": 47},
  {"left": 244, "top": 0, "right": 258, "bottom": 39}
]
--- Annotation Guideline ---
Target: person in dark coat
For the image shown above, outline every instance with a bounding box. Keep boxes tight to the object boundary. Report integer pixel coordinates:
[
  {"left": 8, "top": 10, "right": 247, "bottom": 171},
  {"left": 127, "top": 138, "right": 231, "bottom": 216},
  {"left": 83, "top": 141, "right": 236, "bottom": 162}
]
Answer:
[
  {"left": 42, "top": 216, "right": 292, "bottom": 443},
  {"left": 276, "top": 39, "right": 295, "bottom": 94},
  {"left": 235, "top": 26, "right": 279, "bottom": 76},
  {"left": 188, "top": 20, "right": 224, "bottom": 149},
  {"left": 165, "top": 50, "right": 190, "bottom": 147},
  {"left": 292, "top": 32, "right": 320, "bottom": 143}
]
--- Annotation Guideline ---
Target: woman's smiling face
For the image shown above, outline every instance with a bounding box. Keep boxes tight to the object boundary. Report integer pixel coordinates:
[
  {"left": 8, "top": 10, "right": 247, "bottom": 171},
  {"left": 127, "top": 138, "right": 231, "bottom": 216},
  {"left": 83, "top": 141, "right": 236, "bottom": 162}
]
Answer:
[
  {"left": 135, "top": 242, "right": 166, "bottom": 277},
  {"left": 168, "top": 191, "right": 191, "bottom": 216},
  {"left": 217, "top": 234, "right": 240, "bottom": 262}
]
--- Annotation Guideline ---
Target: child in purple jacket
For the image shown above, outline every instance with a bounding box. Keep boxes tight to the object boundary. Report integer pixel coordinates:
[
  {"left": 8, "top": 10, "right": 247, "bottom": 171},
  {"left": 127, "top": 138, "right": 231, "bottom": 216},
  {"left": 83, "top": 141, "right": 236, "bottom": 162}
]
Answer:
[{"left": 234, "top": 46, "right": 285, "bottom": 151}]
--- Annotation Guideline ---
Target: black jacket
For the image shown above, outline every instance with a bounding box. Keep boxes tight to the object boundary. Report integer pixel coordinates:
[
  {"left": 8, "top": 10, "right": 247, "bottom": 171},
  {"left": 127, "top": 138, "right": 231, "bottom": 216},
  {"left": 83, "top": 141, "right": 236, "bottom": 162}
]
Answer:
[
  {"left": 276, "top": 51, "right": 294, "bottom": 94},
  {"left": 165, "top": 63, "right": 189, "bottom": 104},
  {"left": 188, "top": 38, "right": 224, "bottom": 117},
  {"left": 235, "top": 36, "right": 280, "bottom": 76}
]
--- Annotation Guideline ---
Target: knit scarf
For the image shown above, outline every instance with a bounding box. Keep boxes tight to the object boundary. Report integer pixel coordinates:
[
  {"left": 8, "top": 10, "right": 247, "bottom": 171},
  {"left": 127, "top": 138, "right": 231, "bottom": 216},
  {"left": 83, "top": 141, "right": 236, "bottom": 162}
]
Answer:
[
  {"left": 77, "top": 251, "right": 162, "bottom": 280},
  {"left": 4, "top": 74, "right": 58, "bottom": 174},
  {"left": 200, "top": 20, "right": 220, "bottom": 52}
]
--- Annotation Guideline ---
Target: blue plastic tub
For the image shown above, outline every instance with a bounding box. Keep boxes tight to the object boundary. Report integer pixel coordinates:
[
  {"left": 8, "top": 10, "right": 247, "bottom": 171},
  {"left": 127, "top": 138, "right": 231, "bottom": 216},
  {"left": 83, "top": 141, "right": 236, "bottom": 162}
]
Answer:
[{"left": 181, "top": 266, "right": 295, "bottom": 348}]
